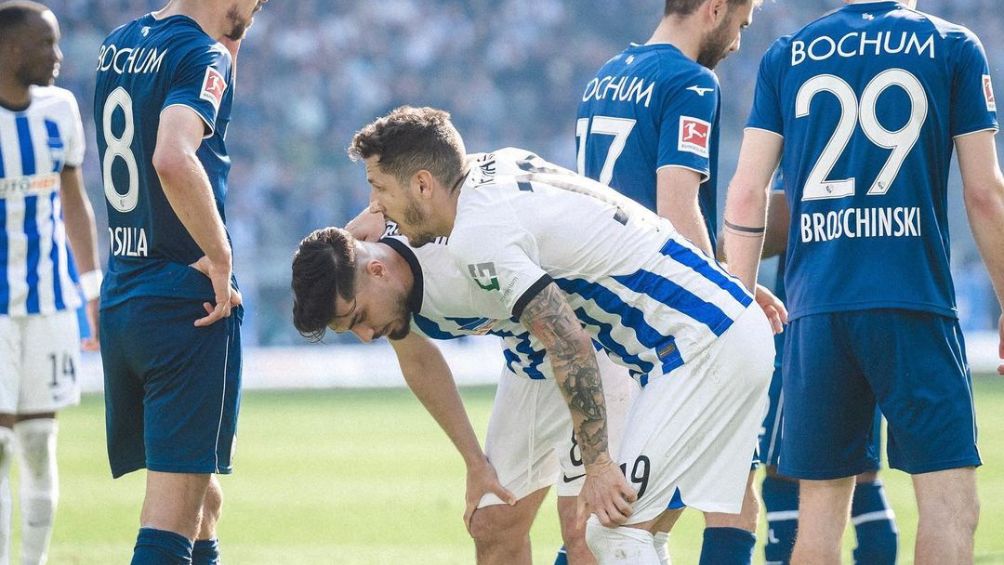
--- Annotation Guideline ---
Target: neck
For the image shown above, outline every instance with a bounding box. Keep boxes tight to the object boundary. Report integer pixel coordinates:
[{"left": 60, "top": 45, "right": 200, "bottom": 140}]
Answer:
[
  {"left": 155, "top": 0, "right": 226, "bottom": 39},
  {"left": 0, "top": 77, "right": 31, "bottom": 110},
  {"left": 375, "top": 241, "right": 416, "bottom": 296},
  {"left": 646, "top": 16, "right": 702, "bottom": 61}
]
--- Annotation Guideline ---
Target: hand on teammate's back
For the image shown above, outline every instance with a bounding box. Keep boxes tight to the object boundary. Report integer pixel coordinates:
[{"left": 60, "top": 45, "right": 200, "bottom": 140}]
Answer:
[
  {"left": 577, "top": 454, "right": 636, "bottom": 528},
  {"left": 189, "top": 255, "right": 242, "bottom": 327},
  {"left": 463, "top": 457, "right": 516, "bottom": 535}
]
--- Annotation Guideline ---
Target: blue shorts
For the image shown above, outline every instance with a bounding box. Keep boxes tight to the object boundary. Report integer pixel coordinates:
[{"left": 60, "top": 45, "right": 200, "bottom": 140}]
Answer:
[
  {"left": 100, "top": 297, "right": 242, "bottom": 478},
  {"left": 779, "top": 309, "right": 980, "bottom": 479}
]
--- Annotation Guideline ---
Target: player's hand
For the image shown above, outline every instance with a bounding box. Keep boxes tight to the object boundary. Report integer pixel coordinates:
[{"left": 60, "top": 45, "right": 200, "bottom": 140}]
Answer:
[
  {"left": 345, "top": 208, "right": 387, "bottom": 242},
  {"left": 81, "top": 298, "right": 100, "bottom": 351},
  {"left": 997, "top": 313, "right": 1003, "bottom": 376},
  {"left": 754, "top": 284, "right": 788, "bottom": 334},
  {"left": 576, "top": 454, "right": 636, "bottom": 528},
  {"left": 189, "top": 255, "right": 242, "bottom": 327},
  {"left": 463, "top": 456, "right": 516, "bottom": 535}
]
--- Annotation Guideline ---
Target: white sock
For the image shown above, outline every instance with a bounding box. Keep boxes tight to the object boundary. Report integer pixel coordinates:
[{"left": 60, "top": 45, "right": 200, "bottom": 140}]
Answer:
[
  {"left": 585, "top": 518, "right": 661, "bottom": 565},
  {"left": 653, "top": 531, "right": 671, "bottom": 565},
  {"left": 14, "top": 419, "right": 58, "bottom": 565},
  {"left": 0, "top": 427, "right": 14, "bottom": 565}
]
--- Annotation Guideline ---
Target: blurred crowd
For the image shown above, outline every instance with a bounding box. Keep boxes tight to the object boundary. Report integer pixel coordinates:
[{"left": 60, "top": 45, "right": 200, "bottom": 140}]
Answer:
[{"left": 44, "top": 0, "right": 1004, "bottom": 345}]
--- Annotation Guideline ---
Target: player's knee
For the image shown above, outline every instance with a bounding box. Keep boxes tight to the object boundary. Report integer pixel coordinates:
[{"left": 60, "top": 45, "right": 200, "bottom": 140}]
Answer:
[
  {"left": 201, "top": 479, "right": 224, "bottom": 525},
  {"left": 560, "top": 519, "right": 591, "bottom": 561},
  {"left": 14, "top": 419, "right": 58, "bottom": 489},
  {"left": 585, "top": 520, "right": 658, "bottom": 564},
  {"left": 469, "top": 504, "right": 527, "bottom": 546}
]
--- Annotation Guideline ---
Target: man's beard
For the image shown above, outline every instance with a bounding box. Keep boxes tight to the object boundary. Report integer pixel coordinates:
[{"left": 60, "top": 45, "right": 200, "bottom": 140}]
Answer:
[
  {"left": 401, "top": 199, "right": 438, "bottom": 247},
  {"left": 386, "top": 303, "right": 412, "bottom": 341},
  {"left": 224, "top": 6, "right": 251, "bottom": 41},
  {"left": 697, "top": 19, "right": 733, "bottom": 69}
]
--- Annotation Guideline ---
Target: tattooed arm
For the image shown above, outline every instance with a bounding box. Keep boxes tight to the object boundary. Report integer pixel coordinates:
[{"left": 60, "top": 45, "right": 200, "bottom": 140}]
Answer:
[{"left": 519, "top": 283, "right": 636, "bottom": 526}]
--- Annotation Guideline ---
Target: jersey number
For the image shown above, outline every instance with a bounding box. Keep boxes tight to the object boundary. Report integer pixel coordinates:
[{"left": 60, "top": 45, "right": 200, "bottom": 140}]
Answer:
[
  {"left": 796, "top": 69, "right": 927, "bottom": 201},
  {"left": 575, "top": 116, "right": 637, "bottom": 185},
  {"left": 102, "top": 87, "right": 140, "bottom": 213}
]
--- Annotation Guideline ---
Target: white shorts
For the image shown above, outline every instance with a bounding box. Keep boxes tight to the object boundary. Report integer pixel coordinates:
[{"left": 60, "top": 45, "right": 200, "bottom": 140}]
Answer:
[
  {"left": 618, "top": 305, "right": 774, "bottom": 524},
  {"left": 0, "top": 311, "right": 82, "bottom": 414},
  {"left": 479, "top": 351, "right": 639, "bottom": 507}
]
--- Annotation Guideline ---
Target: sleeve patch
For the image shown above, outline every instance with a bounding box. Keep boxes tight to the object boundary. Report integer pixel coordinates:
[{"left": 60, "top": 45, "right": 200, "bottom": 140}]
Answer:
[
  {"left": 200, "top": 67, "right": 227, "bottom": 111},
  {"left": 678, "top": 116, "right": 711, "bottom": 158},
  {"left": 984, "top": 75, "right": 996, "bottom": 112}
]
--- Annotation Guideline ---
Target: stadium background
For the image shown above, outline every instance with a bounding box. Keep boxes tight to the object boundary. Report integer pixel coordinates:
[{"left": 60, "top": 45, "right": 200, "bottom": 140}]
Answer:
[{"left": 23, "top": 0, "right": 1004, "bottom": 562}]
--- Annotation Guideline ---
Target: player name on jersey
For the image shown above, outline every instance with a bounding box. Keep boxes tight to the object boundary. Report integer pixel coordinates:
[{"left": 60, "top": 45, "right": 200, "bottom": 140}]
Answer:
[
  {"left": 800, "top": 206, "right": 921, "bottom": 243},
  {"left": 792, "top": 31, "right": 935, "bottom": 66},
  {"left": 108, "top": 227, "right": 148, "bottom": 257},
  {"left": 580, "top": 75, "right": 655, "bottom": 108},
  {"left": 96, "top": 44, "right": 168, "bottom": 75}
]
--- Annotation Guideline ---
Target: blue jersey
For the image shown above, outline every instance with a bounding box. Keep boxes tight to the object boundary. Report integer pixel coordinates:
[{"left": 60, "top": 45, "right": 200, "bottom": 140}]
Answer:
[
  {"left": 577, "top": 43, "right": 720, "bottom": 245},
  {"left": 94, "top": 14, "right": 234, "bottom": 307},
  {"left": 747, "top": 1, "right": 998, "bottom": 320}
]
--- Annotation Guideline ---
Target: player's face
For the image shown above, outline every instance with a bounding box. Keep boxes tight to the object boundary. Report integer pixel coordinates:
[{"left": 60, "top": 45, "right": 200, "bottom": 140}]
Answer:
[
  {"left": 365, "top": 157, "right": 440, "bottom": 248},
  {"left": 11, "top": 11, "right": 62, "bottom": 87},
  {"left": 698, "top": 1, "right": 754, "bottom": 69},
  {"left": 327, "top": 268, "right": 412, "bottom": 343},
  {"left": 225, "top": 0, "right": 268, "bottom": 41}
]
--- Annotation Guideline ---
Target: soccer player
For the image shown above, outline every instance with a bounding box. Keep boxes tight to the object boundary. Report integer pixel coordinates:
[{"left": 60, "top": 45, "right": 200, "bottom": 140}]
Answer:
[
  {"left": 0, "top": 3, "right": 101, "bottom": 563},
  {"left": 723, "top": 1, "right": 1004, "bottom": 563},
  {"left": 350, "top": 107, "right": 779, "bottom": 564},
  {"left": 94, "top": 1, "right": 267, "bottom": 562},
  {"left": 291, "top": 219, "right": 638, "bottom": 564},
  {"left": 576, "top": 1, "right": 769, "bottom": 561}
]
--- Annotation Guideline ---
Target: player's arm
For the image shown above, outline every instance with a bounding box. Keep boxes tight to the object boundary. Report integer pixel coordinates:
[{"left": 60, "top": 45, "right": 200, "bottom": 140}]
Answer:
[
  {"left": 518, "top": 283, "right": 635, "bottom": 527},
  {"left": 60, "top": 165, "right": 101, "bottom": 349},
  {"left": 657, "top": 167, "right": 715, "bottom": 256},
  {"left": 956, "top": 130, "right": 1004, "bottom": 374},
  {"left": 762, "top": 190, "right": 790, "bottom": 259},
  {"left": 389, "top": 332, "right": 515, "bottom": 529},
  {"left": 722, "top": 129, "right": 784, "bottom": 291},
  {"left": 153, "top": 106, "right": 239, "bottom": 326}
]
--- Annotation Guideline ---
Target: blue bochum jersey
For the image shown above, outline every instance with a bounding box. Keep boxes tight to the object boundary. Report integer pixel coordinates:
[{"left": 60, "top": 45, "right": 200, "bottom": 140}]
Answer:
[
  {"left": 577, "top": 43, "right": 720, "bottom": 246},
  {"left": 748, "top": 1, "right": 998, "bottom": 320},
  {"left": 94, "top": 14, "right": 234, "bottom": 307}
]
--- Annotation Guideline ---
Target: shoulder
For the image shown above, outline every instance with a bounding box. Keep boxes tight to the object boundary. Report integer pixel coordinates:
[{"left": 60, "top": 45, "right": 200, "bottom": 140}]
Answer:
[{"left": 28, "top": 86, "right": 81, "bottom": 115}]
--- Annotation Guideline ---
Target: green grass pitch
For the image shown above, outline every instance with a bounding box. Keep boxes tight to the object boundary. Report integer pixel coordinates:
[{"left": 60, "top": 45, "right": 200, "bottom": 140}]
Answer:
[{"left": 28, "top": 375, "right": 1004, "bottom": 563}]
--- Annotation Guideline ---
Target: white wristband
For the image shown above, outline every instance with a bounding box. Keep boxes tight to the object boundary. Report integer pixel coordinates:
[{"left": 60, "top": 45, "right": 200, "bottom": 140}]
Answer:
[{"left": 79, "top": 270, "right": 103, "bottom": 301}]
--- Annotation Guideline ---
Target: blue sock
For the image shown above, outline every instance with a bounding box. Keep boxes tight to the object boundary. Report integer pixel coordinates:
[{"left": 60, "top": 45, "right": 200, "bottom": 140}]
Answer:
[
  {"left": 852, "top": 480, "right": 898, "bottom": 565},
  {"left": 192, "top": 538, "right": 220, "bottom": 565},
  {"left": 131, "top": 528, "right": 193, "bottom": 565},
  {"left": 762, "top": 475, "right": 799, "bottom": 565},
  {"left": 699, "top": 527, "right": 755, "bottom": 565},
  {"left": 553, "top": 544, "right": 568, "bottom": 565}
]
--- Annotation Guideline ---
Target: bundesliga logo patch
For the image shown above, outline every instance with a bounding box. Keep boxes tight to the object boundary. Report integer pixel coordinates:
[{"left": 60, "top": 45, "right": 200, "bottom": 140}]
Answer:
[
  {"left": 984, "top": 75, "right": 996, "bottom": 112},
  {"left": 200, "top": 67, "right": 227, "bottom": 111},
  {"left": 678, "top": 116, "right": 711, "bottom": 158}
]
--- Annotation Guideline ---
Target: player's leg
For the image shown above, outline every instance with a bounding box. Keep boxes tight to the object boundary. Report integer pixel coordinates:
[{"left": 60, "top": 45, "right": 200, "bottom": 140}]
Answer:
[
  {"left": 780, "top": 313, "right": 877, "bottom": 565},
  {"left": 192, "top": 476, "right": 223, "bottom": 565},
  {"left": 702, "top": 470, "right": 759, "bottom": 565},
  {"left": 849, "top": 412, "right": 898, "bottom": 565},
  {"left": 0, "top": 416, "right": 14, "bottom": 565},
  {"left": 13, "top": 414, "right": 58, "bottom": 565},
  {"left": 913, "top": 468, "right": 978, "bottom": 564},
  {"left": 584, "top": 510, "right": 683, "bottom": 565},
  {"left": 0, "top": 316, "right": 20, "bottom": 565},
  {"left": 762, "top": 468, "right": 799, "bottom": 565},
  {"left": 470, "top": 487, "right": 548, "bottom": 565}
]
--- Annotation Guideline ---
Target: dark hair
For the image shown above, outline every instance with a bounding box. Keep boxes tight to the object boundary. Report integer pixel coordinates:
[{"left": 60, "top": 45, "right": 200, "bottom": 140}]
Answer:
[
  {"left": 0, "top": 1, "right": 48, "bottom": 40},
  {"left": 291, "top": 227, "right": 358, "bottom": 342},
  {"left": 664, "top": 0, "right": 758, "bottom": 16},
  {"left": 348, "top": 106, "right": 466, "bottom": 189}
]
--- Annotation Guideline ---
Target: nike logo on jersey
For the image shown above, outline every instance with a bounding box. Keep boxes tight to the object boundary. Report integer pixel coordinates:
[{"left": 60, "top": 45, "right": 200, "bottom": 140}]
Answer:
[
  {"left": 562, "top": 472, "right": 586, "bottom": 483},
  {"left": 686, "top": 85, "right": 714, "bottom": 96}
]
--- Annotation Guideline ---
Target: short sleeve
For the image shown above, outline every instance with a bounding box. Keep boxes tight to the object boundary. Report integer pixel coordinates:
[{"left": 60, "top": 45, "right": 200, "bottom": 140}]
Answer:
[
  {"left": 63, "top": 93, "right": 86, "bottom": 167},
  {"left": 449, "top": 201, "right": 552, "bottom": 320},
  {"left": 951, "top": 32, "right": 998, "bottom": 137},
  {"left": 657, "top": 68, "right": 719, "bottom": 180},
  {"left": 746, "top": 42, "right": 785, "bottom": 135},
  {"left": 162, "top": 43, "right": 232, "bottom": 137}
]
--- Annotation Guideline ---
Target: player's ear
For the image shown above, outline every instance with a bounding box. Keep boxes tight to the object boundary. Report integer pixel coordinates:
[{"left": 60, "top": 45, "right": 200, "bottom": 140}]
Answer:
[
  {"left": 706, "top": 0, "right": 728, "bottom": 25},
  {"left": 414, "top": 170, "right": 436, "bottom": 199},
  {"left": 365, "top": 258, "right": 386, "bottom": 278}
]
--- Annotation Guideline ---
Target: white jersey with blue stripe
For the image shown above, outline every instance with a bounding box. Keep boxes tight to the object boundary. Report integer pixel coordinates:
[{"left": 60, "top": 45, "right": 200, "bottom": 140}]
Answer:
[
  {"left": 0, "top": 86, "right": 84, "bottom": 317},
  {"left": 448, "top": 148, "right": 754, "bottom": 384},
  {"left": 381, "top": 231, "right": 553, "bottom": 380}
]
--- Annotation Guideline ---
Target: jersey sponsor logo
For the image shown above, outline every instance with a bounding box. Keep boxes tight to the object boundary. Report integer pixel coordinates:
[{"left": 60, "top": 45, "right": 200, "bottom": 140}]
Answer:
[
  {"left": 678, "top": 116, "right": 711, "bottom": 158},
  {"left": 686, "top": 85, "right": 714, "bottom": 96},
  {"left": 96, "top": 44, "right": 168, "bottom": 75},
  {"left": 200, "top": 67, "right": 227, "bottom": 111},
  {"left": 468, "top": 262, "right": 500, "bottom": 292},
  {"left": 790, "top": 32, "right": 935, "bottom": 66},
  {"left": 984, "top": 75, "right": 997, "bottom": 112},
  {"left": 581, "top": 75, "right": 655, "bottom": 108},
  {"left": 0, "top": 173, "right": 59, "bottom": 198}
]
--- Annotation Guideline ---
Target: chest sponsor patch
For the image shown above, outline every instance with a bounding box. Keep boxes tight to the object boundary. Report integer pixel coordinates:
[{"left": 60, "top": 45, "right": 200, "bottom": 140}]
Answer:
[
  {"left": 200, "top": 67, "right": 227, "bottom": 111},
  {"left": 984, "top": 75, "right": 996, "bottom": 113},
  {"left": 678, "top": 116, "right": 711, "bottom": 158}
]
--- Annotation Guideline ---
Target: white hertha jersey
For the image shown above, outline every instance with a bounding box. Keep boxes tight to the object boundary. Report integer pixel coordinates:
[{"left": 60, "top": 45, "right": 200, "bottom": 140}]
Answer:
[
  {"left": 381, "top": 231, "right": 555, "bottom": 380},
  {"left": 448, "top": 148, "right": 754, "bottom": 385},
  {"left": 0, "top": 86, "right": 84, "bottom": 317}
]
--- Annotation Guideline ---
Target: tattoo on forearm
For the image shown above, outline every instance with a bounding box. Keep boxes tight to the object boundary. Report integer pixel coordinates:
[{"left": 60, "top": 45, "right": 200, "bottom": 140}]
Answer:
[{"left": 520, "top": 284, "right": 608, "bottom": 465}]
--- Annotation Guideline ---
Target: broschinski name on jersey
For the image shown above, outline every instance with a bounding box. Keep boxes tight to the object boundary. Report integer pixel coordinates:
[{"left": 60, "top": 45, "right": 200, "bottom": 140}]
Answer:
[
  {"left": 96, "top": 44, "right": 168, "bottom": 75},
  {"left": 792, "top": 32, "right": 935, "bottom": 66},
  {"left": 581, "top": 75, "right": 655, "bottom": 108},
  {"left": 800, "top": 206, "right": 921, "bottom": 243}
]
